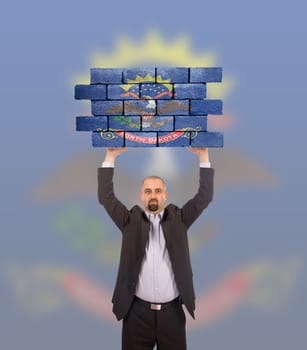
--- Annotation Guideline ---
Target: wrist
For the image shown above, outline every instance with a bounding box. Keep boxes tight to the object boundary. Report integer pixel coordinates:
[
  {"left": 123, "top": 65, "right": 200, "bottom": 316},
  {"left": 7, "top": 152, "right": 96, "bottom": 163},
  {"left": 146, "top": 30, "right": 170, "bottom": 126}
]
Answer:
[
  {"left": 198, "top": 155, "right": 209, "bottom": 163},
  {"left": 104, "top": 155, "right": 116, "bottom": 163}
]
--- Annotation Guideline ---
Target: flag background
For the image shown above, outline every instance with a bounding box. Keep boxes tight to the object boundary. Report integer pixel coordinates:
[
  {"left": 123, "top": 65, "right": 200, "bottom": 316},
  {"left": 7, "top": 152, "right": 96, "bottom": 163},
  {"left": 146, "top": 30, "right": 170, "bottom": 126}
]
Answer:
[{"left": 0, "top": 1, "right": 306, "bottom": 349}]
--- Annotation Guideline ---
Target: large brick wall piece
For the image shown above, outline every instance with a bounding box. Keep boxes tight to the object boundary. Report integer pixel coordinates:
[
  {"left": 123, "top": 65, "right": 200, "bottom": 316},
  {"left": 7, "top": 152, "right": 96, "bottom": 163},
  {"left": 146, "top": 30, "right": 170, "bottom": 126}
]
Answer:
[{"left": 75, "top": 67, "right": 224, "bottom": 148}]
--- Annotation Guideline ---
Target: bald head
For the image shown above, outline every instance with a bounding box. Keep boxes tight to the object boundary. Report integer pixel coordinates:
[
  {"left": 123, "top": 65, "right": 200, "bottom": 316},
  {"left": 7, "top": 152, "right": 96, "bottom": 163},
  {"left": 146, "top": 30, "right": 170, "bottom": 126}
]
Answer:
[{"left": 141, "top": 175, "right": 167, "bottom": 190}]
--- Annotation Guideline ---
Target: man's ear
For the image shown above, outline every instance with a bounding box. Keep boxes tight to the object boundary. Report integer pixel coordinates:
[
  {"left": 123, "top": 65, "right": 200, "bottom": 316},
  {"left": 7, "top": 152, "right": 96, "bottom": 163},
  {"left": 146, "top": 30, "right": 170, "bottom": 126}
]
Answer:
[
  {"left": 165, "top": 191, "right": 169, "bottom": 200},
  {"left": 139, "top": 191, "right": 143, "bottom": 201}
]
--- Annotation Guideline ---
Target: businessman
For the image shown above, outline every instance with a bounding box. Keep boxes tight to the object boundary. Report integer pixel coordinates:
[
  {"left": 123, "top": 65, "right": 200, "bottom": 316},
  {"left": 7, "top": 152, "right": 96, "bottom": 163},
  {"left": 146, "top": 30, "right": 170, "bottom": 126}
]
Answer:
[{"left": 98, "top": 147, "right": 214, "bottom": 350}]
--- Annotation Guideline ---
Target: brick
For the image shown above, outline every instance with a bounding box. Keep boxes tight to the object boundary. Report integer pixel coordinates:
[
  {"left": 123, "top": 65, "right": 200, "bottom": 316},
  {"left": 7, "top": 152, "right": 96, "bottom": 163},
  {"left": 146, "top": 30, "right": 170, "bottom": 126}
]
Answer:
[
  {"left": 190, "top": 131, "right": 224, "bottom": 147},
  {"left": 74, "top": 85, "right": 106, "bottom": 100},
  {"left": 92, "top": 101, "right": 123, "bottom": 116},
  {"left": 157, "top": 131, "right": 190, "bottom": 147},
  {"left": 140, "top": 83, "right": 173, "bottom": 99},
  {"left": 157, "top": 100, "right": 189, "bottom": 115},
  {"left": 190, "top": 67, "right": 222, "bottom": 83},
  {"left": 91, "top": 68, "right": 123, "bottom": 84},
  {"left": 124, "top": 132, "right": 157, "bottom": 147},
  {"left": 109, "top": 116, "right": 141, "bottom": 131},
  {"left": 174, "top": 83, "right": 206, "bottom": 99},
  {"left": 108, "top": 84, "right": 139, "bottom": 100},
  {"left": 76, "top": 66, "right": 224, "bottom": 148},
  {"left": 92, "top": 130, "right": 125, "bottom": 147},
  {"left": 124, "top": 100, "right": 156, "bottom": 115},
  {"left": 190, "top": 100, "right": 223, "bottom": 115},
  {"left": 141, "top": 116, "right": 174, "bottom": 131},
  {"left": 156, "top": 67, "right": 189, "bottom": 83},
  {"left": 123, "top": 68, "right": 156, "bottom": 83},
  {"left": 174, "top": 116, "right": 207, "bottom": 131},
  {"left": 76, "top": 116, "right": 108, "bottom": 131}
]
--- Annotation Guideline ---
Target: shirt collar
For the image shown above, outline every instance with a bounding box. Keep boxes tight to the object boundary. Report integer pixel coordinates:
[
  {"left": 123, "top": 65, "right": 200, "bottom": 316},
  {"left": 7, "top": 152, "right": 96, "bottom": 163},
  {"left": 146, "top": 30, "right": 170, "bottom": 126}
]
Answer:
[{"left": 145, "top": 210, "right": 164, "bottom": 220}]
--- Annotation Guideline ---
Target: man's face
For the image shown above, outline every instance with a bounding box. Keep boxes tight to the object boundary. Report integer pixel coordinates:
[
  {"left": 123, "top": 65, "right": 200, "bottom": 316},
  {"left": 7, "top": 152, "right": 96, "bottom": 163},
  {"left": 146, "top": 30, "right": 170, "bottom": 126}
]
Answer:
[{"left": 139, "top": 178, "right": 168, "bottom": 214}]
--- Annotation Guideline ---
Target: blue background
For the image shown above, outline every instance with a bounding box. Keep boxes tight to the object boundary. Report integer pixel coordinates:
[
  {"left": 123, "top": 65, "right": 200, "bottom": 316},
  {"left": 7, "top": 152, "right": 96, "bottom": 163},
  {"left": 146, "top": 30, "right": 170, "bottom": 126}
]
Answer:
[{"left": 1, "top": 0, "right": 306, "bottom": 349}]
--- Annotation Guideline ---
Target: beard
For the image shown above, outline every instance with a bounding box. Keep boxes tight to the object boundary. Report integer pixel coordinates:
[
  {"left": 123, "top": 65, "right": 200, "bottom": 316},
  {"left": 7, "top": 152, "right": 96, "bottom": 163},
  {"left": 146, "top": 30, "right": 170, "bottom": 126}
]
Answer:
[{"left": 148, "top": 200, "right": 159, "bottom": 212}]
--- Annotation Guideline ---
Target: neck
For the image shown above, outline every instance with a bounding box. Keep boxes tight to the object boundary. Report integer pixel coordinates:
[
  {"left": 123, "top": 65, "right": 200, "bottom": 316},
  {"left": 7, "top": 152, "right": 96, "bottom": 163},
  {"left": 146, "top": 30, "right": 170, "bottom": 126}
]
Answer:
[{"left": 146, "top": 208, "right": 164, "bottom": 217}]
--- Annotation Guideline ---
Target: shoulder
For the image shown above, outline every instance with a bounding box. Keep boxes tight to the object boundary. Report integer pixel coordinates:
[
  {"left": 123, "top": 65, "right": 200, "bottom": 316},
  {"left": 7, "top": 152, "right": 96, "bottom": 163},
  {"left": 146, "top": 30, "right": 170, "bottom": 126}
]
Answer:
[
  {"left": 130, "top": 205, "right": 142, "bottom": 213},
  {"left": 130, "top": 205, "right": 146, "bottom": 218},
  {"left": 166, "top": 203, "right": 178, "bottom": 211},
  {"left": 164, "top": 204, "right": 180, "bottom": 217}
]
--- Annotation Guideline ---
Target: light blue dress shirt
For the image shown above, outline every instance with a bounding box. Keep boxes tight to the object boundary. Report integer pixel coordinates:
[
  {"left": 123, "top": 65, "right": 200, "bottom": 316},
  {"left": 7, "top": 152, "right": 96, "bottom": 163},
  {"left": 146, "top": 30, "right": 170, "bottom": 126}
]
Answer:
[{"left": 135, "top": 211, "right": 179, "bottom": 303}]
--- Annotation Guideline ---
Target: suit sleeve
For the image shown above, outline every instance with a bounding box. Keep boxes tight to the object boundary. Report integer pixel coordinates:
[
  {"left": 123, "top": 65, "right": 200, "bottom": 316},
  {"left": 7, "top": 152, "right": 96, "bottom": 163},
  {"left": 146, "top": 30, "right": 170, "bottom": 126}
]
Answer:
[
  {"left": 97, "top": 167, "right": 130, "bottom": 231},
  {"left": 180, "top": 167, "right": 214, "bottom": 228}
]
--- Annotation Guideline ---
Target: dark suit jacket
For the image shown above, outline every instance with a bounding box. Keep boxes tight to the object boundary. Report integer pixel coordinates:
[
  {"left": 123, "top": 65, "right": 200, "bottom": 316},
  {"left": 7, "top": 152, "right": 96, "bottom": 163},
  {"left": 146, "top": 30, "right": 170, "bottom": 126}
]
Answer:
[{"left": 98, "top": 167, "right": 214, "bottom": 321}]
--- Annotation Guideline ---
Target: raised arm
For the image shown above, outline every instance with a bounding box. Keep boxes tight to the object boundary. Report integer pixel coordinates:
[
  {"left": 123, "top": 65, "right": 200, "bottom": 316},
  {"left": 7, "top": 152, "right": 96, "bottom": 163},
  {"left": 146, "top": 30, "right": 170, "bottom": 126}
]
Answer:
[
  {"left": 98, "top": 147, "right": 130, "bottom": 231},
  {"left": 103, "top": 147, "right": 127, "bottom": 164},
  {"left": 187, "top": 147, "right": 210, "bottom": 163},
  {"left": 181, "top": 147, "right": 214, "bottom": 228}
]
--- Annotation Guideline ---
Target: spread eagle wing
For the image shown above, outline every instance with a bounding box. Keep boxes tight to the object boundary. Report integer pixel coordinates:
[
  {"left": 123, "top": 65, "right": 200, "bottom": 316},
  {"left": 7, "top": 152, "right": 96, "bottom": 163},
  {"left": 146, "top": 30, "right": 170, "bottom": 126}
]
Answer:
[{"left": 158, "top": 100, "right": 189, "bottom": 114}]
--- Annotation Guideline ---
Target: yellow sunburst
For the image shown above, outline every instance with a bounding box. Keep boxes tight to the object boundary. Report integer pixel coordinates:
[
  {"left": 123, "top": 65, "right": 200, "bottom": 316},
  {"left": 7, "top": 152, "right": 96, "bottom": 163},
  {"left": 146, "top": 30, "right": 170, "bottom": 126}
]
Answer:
[{"left": 73, "top": 30, "right": 233, "bottom": 99}]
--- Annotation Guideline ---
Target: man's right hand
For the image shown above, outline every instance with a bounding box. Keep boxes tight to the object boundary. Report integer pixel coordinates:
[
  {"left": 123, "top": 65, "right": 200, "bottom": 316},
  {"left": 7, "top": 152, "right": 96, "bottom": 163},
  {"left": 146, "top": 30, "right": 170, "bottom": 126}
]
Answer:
[
  {"left": 103, "top": 147, "right": 127, "bottom": 163},
  {"left": 187, "top": 147, "right": 209, "bottom": 163}
]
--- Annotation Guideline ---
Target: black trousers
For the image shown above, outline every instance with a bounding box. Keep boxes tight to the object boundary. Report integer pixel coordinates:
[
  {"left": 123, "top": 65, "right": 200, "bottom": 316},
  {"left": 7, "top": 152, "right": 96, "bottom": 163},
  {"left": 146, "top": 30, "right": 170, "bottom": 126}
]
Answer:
[{"left": 122, "top": 297, "right": 187, "bottom": 350}]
